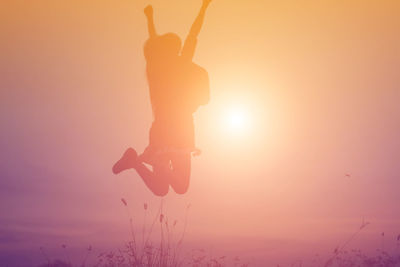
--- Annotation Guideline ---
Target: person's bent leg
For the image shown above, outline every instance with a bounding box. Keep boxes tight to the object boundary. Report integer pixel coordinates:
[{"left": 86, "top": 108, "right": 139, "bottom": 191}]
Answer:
[
  {"left": 134, "top": 163, "right": 170, "bottom": 197},
  {"left": 112, "top": 148, "right": 138, "bottom": 174},
  {"left": 169, "top": 153, "right": 191, "bottom": 195}
]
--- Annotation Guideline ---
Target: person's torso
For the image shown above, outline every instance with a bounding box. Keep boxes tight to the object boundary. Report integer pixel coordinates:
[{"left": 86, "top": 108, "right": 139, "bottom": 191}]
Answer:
[{"left": 146, "top": 57, "right": 193, "bottom": 116}]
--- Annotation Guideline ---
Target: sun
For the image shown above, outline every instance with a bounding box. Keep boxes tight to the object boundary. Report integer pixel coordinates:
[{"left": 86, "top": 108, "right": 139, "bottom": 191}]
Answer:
[
  {"left": 228, "top": 110, "right": 246, "bottom": 129},
  {"left": 224, "top": 107, "right": 250, "bottom": 135}
]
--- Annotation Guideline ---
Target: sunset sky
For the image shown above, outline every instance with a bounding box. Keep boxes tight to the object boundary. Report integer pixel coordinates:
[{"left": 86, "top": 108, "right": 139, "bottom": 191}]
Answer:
[{"left": 1, "top": 0, "right": 399, "bottom": 266}]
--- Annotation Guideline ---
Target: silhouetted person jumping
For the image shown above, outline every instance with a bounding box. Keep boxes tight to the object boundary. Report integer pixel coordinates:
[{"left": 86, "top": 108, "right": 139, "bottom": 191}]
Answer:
[{"left": 113, "top": 0, "right": 212, "bottom": 196}]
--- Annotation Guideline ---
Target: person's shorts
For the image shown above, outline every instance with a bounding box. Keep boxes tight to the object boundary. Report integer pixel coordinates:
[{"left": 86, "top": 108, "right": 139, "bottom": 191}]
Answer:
[{"left": 149, "top": 115, "right": 195, "bottom": 151}]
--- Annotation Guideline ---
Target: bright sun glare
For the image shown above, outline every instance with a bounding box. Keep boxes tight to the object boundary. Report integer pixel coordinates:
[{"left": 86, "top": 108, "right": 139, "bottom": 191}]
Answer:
[{"left": 224, "top": 107, "right": 250, "bottom": 135}]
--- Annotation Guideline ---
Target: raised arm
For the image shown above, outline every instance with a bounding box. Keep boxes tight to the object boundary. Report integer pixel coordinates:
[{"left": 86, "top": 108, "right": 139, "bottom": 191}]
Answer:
[
  {"left": 144, "top": 5, "right": 157, "bottom": 38},
  {"left": 182, "top": 0, "right": 212, "bottom": 60},
  {"left": 187, "top": 0, "right": 212, "bottom": 38}
]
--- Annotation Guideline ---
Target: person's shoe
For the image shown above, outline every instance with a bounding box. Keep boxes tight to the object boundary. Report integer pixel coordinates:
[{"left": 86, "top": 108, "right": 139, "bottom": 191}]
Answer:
[{"left": 112, "top": 148, "right": 138, "bottom": 174}]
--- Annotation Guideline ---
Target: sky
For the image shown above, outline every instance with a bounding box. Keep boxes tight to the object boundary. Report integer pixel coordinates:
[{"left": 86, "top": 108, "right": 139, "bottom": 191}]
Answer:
[{"left": 1, "top": 0, "right": 400, "bottom": 266}]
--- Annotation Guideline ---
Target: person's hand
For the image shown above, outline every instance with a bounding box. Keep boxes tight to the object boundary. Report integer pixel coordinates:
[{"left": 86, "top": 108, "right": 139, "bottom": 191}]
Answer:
[
  {"left": 202, "top": 0, "right": 212, "bottom": 7},
  {"left": 144, "top": 5, "right": 153, "bottom": 17}
]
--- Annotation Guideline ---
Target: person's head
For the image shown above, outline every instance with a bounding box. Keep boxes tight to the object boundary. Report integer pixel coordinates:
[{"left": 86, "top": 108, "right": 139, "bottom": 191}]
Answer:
[
  {"left": 159, "top": 33, "right": 182, "bottom": 56},
  {"left": 144, "top": 33, "right": 182, "bottom": 61}
]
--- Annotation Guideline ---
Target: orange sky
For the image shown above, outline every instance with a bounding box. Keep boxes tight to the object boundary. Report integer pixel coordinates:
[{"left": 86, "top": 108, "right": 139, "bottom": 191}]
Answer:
[{"left": 1, "top": 0, "right": 399, "bottom": 265}]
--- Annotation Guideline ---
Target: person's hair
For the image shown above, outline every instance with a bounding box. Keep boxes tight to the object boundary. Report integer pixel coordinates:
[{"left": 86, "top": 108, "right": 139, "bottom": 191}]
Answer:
[{"left": 144, "top": 33, "right": 182, "bottom": 61}]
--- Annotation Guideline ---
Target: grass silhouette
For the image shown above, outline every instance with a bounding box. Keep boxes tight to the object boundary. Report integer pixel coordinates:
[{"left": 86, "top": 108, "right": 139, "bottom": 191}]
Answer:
[
  {"left": 94, "top": 198, "right": 191, "bottom": 267},
  {"left": 38, "top": 202, "right": 400, "bottom": 267}
]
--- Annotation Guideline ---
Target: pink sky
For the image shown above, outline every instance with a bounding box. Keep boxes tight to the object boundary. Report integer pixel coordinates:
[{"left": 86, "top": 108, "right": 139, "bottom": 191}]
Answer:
[{"left": 1, "top": 0, "right": 399, "bottom": 266}]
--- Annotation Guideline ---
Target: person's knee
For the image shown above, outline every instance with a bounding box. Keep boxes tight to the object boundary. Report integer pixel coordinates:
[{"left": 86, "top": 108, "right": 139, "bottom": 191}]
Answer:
[
  {"left": 172, "top": 181, "right": 189, "bottom": 195},
  {"left": 151, "top": 181, "right": 169, "bottom": 197},
  {"left": 153, "top": 186, "right": 169, "bottom": 197}
]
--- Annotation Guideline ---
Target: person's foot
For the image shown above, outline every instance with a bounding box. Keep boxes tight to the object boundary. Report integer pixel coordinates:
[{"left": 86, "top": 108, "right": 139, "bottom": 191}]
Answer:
[{"left": 112, "top": 148, "right": 138, "bottom": 174}]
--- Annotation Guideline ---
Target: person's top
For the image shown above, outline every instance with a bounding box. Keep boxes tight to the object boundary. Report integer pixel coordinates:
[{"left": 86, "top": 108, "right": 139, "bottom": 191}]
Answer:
[
  {"left": 143, "top": 0, "right": 212, "bottom": 120},
  {"left": 144, "top": 34, "right": 203, "bottom": 119}
]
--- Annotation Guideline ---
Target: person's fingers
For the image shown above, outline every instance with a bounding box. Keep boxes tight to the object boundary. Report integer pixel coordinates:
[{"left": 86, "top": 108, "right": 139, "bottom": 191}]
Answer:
[
  {"left": 203, "top": 0, "right": 212, "bottom": 8},
  {"left": 144, "top": 5, "right": 153, "bottom": 15}
]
